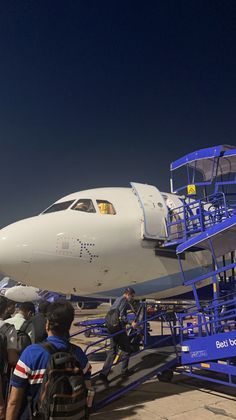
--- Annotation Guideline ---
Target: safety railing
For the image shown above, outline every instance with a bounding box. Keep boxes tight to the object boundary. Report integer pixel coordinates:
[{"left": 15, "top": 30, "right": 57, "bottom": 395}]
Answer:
[
  {"left": 166, "top": 192, "right": 233, "bottom": 243},
  {"left": 70, "top": 304, "right": 179, "bottom": 377},
  {"left": 177, "top": 292, "right": 236, "bottom": 341}
]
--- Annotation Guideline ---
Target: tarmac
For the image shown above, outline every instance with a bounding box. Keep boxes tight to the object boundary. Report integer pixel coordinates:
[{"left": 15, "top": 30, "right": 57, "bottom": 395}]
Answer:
[
  {"left": 91, "top": 374, "right": 236, "bottom": 419},
  {"left": 72, "top": 304, "right": 236, "bottom": 420}
]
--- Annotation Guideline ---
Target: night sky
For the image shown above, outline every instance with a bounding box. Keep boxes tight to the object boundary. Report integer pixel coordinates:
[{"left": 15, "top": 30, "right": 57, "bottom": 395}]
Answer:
[{"left": 0, "top": 1, "right": 236, "bottom": 227}]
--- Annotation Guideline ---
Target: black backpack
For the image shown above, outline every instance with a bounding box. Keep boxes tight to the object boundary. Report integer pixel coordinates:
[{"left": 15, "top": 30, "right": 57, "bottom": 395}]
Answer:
[
  {"left": 105, "top": 308, "right": 122, "bottom": 333},
  {"left": 37, "top": 342, "right": 88, "bottom": 420},
  {"left": 0, "top": 323, "right": 12, "bottom": 400},
  {"left": 17, "top": 320, "right": 32, "bottom": 354},
  {"left": 0, "top": 323, "right": 10, "bottom": 375}
]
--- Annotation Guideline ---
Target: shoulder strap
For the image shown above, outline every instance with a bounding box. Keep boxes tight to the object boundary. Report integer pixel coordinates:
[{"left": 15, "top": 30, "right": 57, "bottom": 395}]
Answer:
[
  {"left": 40, "top": 341, "right": 78, "bottom": 357},
  {"left": 69, "top": 342, "right": 78, "bottom": 356},
  {"left": 19, "top": 320, "right": 32, "bottom": 333},
  {"left": 39, "top": 341, "right": 58, "bottom": 355},
  {"left": 0, "top": 322, "right": 12, "bottom": 335}
]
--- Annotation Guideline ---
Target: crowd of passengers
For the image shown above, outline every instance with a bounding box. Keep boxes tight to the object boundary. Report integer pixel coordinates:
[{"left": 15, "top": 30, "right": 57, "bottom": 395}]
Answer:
[
  {"left": 0, "top": 287, "right": 139, "bottom": 420},
  {"left": 0, "top": 297, "right": 93, "bottom": 420}
]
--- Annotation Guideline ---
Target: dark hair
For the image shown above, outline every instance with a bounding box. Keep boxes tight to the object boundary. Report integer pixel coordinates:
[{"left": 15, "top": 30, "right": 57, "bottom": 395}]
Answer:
[
  {"left": 0, "top": 296, "right": 8, "bottom": 316},
  {"left": 2, "top": 299, "right": 16, "bottom": 320},
  {"left": 19, "top": 302, "right": 35, "bottom": 315},
  {"left": 6, "top": 299, "right": 15, "bottom": 308},
  {"left": 46, "top": 300, "right": 74, "bottom": 336},
  {"left": 38, "top": 300, "right": 50, "bottom": 316},
  {"left": 124, "top": 287, "right": 135, "bottom": 295}
]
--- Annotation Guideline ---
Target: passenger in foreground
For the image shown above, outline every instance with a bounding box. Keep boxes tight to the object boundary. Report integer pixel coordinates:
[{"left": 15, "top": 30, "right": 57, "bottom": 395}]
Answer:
[{"left": 6, "top": 300, "right": 94, "bottom": 420}]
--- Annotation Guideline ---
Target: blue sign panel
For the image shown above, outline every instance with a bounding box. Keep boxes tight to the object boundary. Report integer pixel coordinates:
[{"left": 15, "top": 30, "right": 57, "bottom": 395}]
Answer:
[{"left": 182, "top": 331, "right": 236, "bottom": 364}]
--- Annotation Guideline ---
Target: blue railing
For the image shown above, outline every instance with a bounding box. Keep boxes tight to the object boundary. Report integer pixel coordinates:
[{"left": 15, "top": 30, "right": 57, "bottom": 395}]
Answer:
[
  {"left": 70, "top": 305, "right": 178, "bottom": 377},
  {"left": 177, "top": 292, "right": 236, "bottom": 341},
  {"left": 166, "top": 192, "right": 234, "bottom": 243}
]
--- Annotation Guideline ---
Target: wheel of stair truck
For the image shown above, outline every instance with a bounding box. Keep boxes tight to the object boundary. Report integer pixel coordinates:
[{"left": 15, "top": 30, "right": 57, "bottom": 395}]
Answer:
[
  {"left": 157, "top": 369, "right": 173, "bottom": 383},
  {"left": 84, "top": 329, "right": 91, "bottom": 338},
  {"left": 77, "top": 301, "right": 85, "bottom": 310}
]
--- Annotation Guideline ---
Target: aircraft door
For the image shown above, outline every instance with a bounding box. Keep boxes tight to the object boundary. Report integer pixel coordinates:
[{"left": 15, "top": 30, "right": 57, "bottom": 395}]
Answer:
[{"left": 131, "top": 182, "right": 168, "bottom": 240}]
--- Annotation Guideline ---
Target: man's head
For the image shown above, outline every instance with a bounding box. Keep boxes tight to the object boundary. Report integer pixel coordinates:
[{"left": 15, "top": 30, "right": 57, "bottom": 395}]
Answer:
[
  {"left": 38, "top": 300, "right": 50, "bottom": 316},
  {"left": 46, "top": 299, "right": 74, "bottom": 337},
  {"left": 3, "top": 299, "right": 16, "bottom": 320},
  {"left": 19, "top": 302, "right": 35, "bottom": 320},
  {"left": 0, "top": 296, "right": 8, "bottom": 318},
  {"left": 123, "top": 287, "right": 135, "bottom": 302}
]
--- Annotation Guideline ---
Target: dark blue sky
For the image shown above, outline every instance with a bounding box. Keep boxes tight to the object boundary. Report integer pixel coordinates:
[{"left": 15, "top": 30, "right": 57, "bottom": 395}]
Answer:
[{"left": 0, "top": 1, "right": 236, "bottom": 226}]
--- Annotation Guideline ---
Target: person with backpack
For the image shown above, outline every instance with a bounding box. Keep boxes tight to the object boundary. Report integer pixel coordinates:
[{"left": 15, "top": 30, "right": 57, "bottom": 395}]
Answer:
[
  {"left": 6, "top": 299, "right": 93, "bottom": 420},
  {"left": 0, "top": 296, "right": 18, "bottom": 419},
  {"left": 5, "top": 302, "right": 36, "bottom": 351},
  {"left": 31, "top": 300, "right": 50, "bottom": 343},
  {"left": 99, "top": 287, "right": 137, "bottom": 384}
]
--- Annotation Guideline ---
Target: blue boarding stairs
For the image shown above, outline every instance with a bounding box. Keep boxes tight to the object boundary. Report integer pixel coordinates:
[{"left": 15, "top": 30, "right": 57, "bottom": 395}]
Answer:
[{"left": 164, "top": 144, "right": 236, "bottom": 387}]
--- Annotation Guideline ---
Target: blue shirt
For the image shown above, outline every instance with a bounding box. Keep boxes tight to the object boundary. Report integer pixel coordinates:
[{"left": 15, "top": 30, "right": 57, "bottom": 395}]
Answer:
[{"left": 11, "top": 336, "right": 91, "bottom": 418}]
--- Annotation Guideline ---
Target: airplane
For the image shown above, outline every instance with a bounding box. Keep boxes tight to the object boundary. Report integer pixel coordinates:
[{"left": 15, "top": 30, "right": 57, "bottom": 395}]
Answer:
[
  {"left": 0, "top": 277, "right": 107, "bottom": 308},
  {"left": 0, "top": 182, "right": 212, "bottom": 300}
]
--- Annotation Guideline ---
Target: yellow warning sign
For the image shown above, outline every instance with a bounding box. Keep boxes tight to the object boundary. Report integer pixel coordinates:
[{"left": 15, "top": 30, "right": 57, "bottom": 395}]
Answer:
[{"left": 187, "top": 184, "right": 196, "bottom": 195}]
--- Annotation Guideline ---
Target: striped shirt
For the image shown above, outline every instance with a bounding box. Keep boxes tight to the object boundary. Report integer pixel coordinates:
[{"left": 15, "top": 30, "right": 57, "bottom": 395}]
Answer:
[{"left": 11, "top": 335, "right": 91, "bottom": 418}]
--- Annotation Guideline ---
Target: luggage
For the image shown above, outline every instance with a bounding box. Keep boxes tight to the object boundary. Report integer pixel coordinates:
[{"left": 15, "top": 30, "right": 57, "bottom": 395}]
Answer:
[
  {"left": 37, "top": 342, "right": 88, "bottom": 419},
  {"left": 17, "top": 320, "right": 32, "bottom": 353},
  {"left": 105, "top": 308, "right": 122, "bottom": 333},
  {"left": 0, "top": 323, "right": 11, "bottom": 400}
]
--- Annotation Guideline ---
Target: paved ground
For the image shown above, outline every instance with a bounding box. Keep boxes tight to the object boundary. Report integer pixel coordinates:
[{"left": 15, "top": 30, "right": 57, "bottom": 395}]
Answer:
[
  {"left": 91, "top": 375, "right": 236, "bottom": 419},
  {"left": 73, "top": 304, "right": 236, "bottom": 420}
]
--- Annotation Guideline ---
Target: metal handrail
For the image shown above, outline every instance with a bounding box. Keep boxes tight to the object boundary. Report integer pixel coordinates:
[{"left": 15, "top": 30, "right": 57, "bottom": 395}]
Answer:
[
  {"left": 70, "top": 305, "right": 177, "bottom": 376},
  {"left": 166, "top": 192, "right": 232, "bottom": 243}
]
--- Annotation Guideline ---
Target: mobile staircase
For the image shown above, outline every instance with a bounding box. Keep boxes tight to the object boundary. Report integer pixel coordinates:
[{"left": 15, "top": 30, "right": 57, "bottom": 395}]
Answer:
[{"left": 165, "top": 144, "right": 236, "bottom": 388}]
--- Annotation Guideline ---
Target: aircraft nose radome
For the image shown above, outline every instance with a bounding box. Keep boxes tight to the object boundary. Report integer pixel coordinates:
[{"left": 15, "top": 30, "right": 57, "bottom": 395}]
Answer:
[{"left": 0, "top": 222, "right": 32, "bottom": 281}]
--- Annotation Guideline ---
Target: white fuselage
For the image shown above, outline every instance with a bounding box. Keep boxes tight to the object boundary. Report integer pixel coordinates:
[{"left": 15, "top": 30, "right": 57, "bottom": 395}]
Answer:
[{"left": 0, "top": 186, "right": 210, "bottom": 299}]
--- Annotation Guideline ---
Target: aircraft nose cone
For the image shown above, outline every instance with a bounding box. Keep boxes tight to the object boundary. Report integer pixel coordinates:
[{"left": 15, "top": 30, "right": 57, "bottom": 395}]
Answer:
[{"left": 0, "top": 222, "right": 32, "bottom": 281}]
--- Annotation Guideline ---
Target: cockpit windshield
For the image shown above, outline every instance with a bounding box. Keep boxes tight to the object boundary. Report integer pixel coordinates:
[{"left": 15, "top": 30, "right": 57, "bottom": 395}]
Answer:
[
  {"left": 42, "top": 198, "right": 116, "bottom": 215},
  {"left": 72, "top": 199, "right": 96, "bottom": 213},
  {"left": 42, "top": 200, "right": 75, "bottom": 214},
  {"left": 97, "top": 200, "right": 116, "bottom": 215}
]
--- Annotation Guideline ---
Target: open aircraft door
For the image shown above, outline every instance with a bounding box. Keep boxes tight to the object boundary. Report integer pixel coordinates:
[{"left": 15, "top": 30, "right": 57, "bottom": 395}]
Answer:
[{"left": 131, "top": 182, "right": 168, "bottom": 240}]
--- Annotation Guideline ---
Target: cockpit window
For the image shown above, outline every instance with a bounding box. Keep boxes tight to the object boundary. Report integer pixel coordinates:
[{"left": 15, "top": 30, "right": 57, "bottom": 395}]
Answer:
[
  {"left": 72, "top": 199, "right": 96, "bottom": 213},
  {"left": 97, "top": 200, "right": 116, "bottom": 215},
  {"left": 43, "top": 200, "right": 75, "bottom": 214}
]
